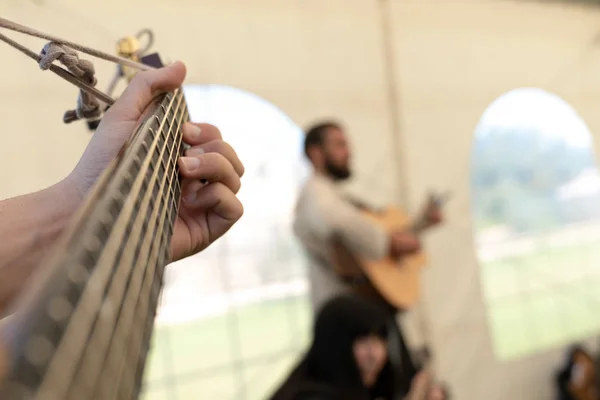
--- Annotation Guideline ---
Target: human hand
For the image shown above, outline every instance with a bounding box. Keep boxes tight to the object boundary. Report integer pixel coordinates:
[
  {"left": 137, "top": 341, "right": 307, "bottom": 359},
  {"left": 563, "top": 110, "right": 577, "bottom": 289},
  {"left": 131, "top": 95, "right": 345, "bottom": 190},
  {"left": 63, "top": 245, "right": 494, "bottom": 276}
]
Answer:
[
  {"left": 421, "top": 195, "right": 444, "bottom": 228},
  {"left": 66, "top": 61, "right": 244, "bottom": 261},
  {"left": 390, "top": 230, "right": 421, "bottom": 258},
  {"left": 406, "top": 370, "right": 432, "bottom": 400}
]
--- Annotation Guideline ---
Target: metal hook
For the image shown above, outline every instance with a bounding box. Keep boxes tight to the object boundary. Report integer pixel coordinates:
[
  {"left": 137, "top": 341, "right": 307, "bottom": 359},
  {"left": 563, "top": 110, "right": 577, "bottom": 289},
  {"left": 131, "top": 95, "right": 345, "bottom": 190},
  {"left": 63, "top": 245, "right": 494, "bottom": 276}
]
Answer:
[{"left": 135, "top": 28, "right": 154, "bottom": 56}]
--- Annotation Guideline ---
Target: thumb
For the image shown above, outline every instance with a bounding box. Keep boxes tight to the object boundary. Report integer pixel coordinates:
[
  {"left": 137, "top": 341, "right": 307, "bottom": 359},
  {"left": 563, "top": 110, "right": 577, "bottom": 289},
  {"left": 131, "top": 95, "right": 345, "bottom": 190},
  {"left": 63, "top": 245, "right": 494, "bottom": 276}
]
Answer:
[
  {"left": 70, "top": 62, "right": 187, "bottom": 196},
  {"left": 102, "top": 61, "right": 187, "bottom": 124}
]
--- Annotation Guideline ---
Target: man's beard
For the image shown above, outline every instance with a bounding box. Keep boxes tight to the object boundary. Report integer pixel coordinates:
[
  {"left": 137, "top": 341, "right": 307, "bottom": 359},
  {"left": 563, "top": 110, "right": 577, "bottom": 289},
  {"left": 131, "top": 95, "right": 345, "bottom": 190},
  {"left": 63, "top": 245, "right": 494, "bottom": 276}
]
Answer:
[{"left": 325, "top": 159, "right": 351, "bottom": 181}]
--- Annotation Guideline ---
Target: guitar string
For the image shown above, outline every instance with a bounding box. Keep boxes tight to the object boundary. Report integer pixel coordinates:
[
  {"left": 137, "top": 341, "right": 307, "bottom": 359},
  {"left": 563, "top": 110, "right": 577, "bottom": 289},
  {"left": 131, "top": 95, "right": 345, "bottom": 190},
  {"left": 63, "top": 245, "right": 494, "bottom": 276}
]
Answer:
[
  {"left": 93, "top": 95, "right": 188, "bottom": 400},
  {"left": 99, "top": 93, "right": 188, "bottom": 399},
  {"left": 0, "top": 16, "right": 200, "bottom": 400},
  {"left": 61, "top": 93, "right": 183, "bottom": 400},
  {"left": 112, "top": 104, "right": 189, "bottom": 400},
  {"left": 35, "top": 93, "right": 183, "bottom": 399},
  {"left": 97, "top": 93, "right": 187, "bottom": 400},
  {"left": 66, "top": 93, "right": 183, "bottom": 398},
  {"left": 0, "top": 16, "right": 159, "bottom": 126},
  {"left": 114, "top": 104, "right": 187, "bottom": 400},
  {"left": 0, "top": 17, "right": 153, "bottom": 73},
  {"left": 50, "top": 93, "right": 183, "bottom": 396},
  {"left": 0, "top": 137, "right": 144, "bottom": 398}
]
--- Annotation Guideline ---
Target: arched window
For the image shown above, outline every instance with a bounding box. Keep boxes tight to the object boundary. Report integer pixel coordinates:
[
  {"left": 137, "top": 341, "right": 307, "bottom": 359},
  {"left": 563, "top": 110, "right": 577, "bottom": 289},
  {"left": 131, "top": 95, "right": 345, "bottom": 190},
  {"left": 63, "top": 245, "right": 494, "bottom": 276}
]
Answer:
[
  {"left": 141, "top": 85, "right": 311, "bottom": 399},
  {"left": 472, "top": 88, "right": 600, "bottom": 360}
]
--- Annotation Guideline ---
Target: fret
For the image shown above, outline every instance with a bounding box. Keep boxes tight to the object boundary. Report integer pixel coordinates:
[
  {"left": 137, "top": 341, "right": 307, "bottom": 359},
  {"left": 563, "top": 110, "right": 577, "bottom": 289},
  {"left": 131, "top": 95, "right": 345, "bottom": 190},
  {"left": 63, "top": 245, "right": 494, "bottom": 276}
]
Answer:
[
  {"left": 31, "top": 127, "right": 160, "bottom": 399},
  {"left": 61, "top": 92, "right": 183, "bottom": 400},
  {"left": 113, "top": 95, "right": 188, "bottom": 399},
  {"left": 0, "top": 81, "right": 192, "bottom": 400},
  {"left": 90, "top": 91, "right": 187, "bottom": 400},
  {"left": 110, "top": 110, "right": 188, "bottom": 399},
  {"left": 4, "top": 91, "right": 180, "bottom": 399}
]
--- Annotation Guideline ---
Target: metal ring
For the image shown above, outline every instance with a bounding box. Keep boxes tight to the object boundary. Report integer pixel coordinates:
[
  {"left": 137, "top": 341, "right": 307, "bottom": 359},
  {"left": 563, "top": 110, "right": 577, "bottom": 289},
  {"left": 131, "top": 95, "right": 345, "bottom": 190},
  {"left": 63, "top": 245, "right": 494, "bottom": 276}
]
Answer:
[{"left": 135, "top": 28, "right": 154, "bottom": 55}]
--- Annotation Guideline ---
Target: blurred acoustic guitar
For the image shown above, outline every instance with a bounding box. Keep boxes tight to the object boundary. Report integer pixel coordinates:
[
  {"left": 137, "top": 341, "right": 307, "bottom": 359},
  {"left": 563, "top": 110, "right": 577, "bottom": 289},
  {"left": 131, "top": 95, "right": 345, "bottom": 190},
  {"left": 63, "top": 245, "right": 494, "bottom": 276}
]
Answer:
[{"left": 330, "top": 192, "right": 448, "bottom": 310}]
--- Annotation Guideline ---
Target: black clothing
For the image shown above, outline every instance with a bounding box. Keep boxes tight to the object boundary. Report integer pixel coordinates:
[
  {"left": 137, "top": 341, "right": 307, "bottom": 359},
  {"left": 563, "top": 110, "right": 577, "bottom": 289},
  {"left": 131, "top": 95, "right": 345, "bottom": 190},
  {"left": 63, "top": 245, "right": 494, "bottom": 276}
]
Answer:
[{"left": 269, "top": 295, "right": 398, "bottom": 400}]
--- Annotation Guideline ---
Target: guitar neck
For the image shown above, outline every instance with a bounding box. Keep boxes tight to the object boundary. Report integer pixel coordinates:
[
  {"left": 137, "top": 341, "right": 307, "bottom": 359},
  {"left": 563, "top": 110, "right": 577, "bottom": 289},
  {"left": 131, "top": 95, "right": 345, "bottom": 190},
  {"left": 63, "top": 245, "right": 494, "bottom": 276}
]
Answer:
[{"left": 0, "top": 89, "right": 189, "bottom": 399}]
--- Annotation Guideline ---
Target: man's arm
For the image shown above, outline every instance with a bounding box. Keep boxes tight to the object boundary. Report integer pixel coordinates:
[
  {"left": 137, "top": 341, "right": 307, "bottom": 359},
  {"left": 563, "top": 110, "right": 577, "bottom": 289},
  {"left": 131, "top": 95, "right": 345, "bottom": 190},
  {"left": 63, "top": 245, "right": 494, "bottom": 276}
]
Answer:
[
  {"left": 0, "top": 178, "right": 80, "bottom": 314},
  {"left": 300, "top": 182, "right": 420, "bottom": 263},
  {"left": 299, "top": 181, "right": 390, "bottom": 262}
]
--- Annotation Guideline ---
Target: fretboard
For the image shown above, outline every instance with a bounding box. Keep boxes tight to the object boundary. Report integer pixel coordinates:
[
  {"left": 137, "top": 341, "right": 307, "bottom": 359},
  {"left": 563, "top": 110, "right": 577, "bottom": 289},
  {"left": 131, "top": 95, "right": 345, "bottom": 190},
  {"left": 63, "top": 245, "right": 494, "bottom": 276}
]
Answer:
[{"left": 0, "top": 88, "right": 189, "bottom": 399}]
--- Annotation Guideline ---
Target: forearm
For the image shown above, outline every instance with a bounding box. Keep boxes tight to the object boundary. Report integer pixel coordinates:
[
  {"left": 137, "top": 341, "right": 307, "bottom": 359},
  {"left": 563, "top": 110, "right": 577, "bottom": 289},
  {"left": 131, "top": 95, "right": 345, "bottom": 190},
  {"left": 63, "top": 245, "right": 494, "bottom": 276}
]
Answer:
[
  {"left": 0, "top": 179, "right": 80, "bottom": 314},
  {"left": 334, "top": 220, "right": 389, "bottom": 262}
]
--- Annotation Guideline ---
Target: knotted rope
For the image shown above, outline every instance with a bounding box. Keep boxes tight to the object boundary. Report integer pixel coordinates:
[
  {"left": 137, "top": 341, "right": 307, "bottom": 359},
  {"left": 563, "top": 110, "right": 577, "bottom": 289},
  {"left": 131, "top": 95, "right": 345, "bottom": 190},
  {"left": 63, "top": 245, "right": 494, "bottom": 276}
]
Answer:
[
  {"left": 0, "top": 17, "right": 156, "bottom": 124},
  {"left": 40, "top": 43, "right": 102, "bottom": 123}
]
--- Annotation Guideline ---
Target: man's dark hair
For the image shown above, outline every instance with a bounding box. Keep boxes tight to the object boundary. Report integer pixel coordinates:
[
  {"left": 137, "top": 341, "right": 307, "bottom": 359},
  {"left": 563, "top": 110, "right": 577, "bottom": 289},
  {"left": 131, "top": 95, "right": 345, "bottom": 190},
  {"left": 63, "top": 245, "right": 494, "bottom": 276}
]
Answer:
[{"left": 303, "top": 121, "right": 341, "bottom": 160}]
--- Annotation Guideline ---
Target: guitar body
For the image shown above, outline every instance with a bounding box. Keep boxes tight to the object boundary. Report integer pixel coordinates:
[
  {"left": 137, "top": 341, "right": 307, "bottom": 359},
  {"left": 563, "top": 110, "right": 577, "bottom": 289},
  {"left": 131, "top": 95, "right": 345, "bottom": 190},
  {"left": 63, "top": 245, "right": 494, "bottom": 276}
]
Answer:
[
  {"left": 331, "top": 206, "right": 428, "bottom": 311},
  {"left": 363, "top": 207, "right": 428, "bottom": 309}
]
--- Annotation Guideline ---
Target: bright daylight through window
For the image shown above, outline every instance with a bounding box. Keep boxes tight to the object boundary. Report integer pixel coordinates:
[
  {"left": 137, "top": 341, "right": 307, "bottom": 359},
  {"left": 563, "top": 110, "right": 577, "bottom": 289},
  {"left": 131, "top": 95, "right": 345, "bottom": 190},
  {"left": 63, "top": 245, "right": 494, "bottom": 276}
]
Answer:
[
  {"left": 141, "top": 85, "right": 311, "bottom": 400},
  {"left": 472, "top": 88, "right": 600, "bottom": 360}
]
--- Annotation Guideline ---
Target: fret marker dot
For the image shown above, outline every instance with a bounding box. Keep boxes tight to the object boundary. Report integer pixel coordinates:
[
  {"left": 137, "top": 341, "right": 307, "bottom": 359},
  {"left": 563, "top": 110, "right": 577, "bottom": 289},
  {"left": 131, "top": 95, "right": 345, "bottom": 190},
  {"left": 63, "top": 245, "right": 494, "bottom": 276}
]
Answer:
[
  {"left": 68, "top": 265, "right": 89, "bottom": 284},
  {"left": 88, "top": 236, "right": 102, "bottom": 251},
  {"left": 25, "top": 336, "right": 53, "bottom": 367},
  {"left": 47, "top": 297, "right": 72, "bottom": 322}
]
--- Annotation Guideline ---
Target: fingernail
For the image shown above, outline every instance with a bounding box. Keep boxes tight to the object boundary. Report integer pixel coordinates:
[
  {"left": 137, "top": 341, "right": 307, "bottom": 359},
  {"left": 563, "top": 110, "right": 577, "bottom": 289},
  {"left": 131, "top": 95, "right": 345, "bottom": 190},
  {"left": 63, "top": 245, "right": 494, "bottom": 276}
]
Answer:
[
  {"left": 185, "top": 123, "right": 201, "bottom": 140},
  {"left": 180, "top": 156, "right": 201, "bottom": 171},
  {"left": 186, "top": 147, "right": 205, "bottom": 156}
]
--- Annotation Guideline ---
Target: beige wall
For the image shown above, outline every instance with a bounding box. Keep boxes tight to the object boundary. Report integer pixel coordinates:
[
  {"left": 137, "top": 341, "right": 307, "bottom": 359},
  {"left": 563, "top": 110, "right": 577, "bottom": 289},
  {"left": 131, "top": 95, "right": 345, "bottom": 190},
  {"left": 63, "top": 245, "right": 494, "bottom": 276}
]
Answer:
[
  {"left": 392, "top": 2, "right": 600, "bottom": 399},
  {"left": 2, "top": 0, "right": 600, "bottom": 399},
  {"left": 0, "top": 0, "right": 399, "bottom": 207}
]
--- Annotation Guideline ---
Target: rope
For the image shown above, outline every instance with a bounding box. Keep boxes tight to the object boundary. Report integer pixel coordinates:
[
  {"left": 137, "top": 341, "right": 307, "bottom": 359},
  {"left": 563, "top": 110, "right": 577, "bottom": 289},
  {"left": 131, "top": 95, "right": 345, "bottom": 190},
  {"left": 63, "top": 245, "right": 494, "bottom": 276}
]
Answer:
[
  {"left": 40, "top": 42, "right": 102, "bottom": 123},
  {"left": 0, "top": 31, "right": 114, "bottom": 106},
  {"left": 0, "top": 17, "right": 157, "bottom": 124},
  {"left": 0, "top": 17, "right": 153, "bottom": 72}
]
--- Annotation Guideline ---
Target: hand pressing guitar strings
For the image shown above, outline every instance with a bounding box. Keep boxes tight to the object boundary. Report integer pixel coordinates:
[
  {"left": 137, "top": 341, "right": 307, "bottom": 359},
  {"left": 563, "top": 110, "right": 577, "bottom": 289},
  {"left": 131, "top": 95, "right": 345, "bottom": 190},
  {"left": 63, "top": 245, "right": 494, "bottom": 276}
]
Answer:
[
  {"left": 71, "top": 61, "right": 244, "bottom": 260},
  {"left": 0, "top": 61, "right": 244, "bottom": 315}
]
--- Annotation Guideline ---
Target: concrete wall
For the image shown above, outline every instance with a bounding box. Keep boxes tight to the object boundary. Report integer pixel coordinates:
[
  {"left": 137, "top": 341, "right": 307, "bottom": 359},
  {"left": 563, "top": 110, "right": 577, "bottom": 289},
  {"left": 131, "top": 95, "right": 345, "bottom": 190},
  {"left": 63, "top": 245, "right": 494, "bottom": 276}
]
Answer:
[{"left": 2, "top": 0, "right": 600, "bottom": 399}]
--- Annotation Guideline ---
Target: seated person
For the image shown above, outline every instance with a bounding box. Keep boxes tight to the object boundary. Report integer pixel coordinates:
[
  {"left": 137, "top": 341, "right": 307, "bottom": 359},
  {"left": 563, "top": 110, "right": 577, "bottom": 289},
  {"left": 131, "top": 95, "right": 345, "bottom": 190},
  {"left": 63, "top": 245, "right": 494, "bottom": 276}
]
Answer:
[{"left": 268, "top": 294, "right": 448, "bottom": 400}]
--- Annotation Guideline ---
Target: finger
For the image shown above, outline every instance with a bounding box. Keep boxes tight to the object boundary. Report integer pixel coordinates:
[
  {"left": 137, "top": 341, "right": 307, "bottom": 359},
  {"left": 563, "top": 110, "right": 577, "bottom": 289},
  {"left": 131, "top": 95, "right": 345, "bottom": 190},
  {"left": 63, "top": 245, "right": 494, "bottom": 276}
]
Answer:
[
  {"left": 178, "top": 153, "right": 241, "bottom": 194},
  {"left": 181, "top": 122, "right": 223, "bottom": 146},
  {"left": 103, "top": 61, "right": 187, "bottom": 124},
  {"left": 185, "top": 140, "right": 245, "bottom": 177},
  {"left": 183, "top": 182, "right": 244, "bottom": 238}
]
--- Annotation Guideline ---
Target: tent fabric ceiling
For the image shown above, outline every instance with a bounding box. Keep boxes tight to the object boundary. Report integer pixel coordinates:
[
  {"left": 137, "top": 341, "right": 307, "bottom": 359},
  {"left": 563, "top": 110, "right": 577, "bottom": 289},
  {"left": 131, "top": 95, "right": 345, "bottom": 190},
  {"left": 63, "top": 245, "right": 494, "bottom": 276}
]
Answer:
[{"left": 2, "top": 0, "right": 600, "bottom": 399}]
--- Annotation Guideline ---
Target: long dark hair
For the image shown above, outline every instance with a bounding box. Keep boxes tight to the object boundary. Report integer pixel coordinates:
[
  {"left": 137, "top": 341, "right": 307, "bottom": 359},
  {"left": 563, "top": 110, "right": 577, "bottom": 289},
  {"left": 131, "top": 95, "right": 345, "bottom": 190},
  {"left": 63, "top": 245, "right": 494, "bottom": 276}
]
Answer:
[{"left": 269, "top": 295, "right": 395, "bottom": 400}]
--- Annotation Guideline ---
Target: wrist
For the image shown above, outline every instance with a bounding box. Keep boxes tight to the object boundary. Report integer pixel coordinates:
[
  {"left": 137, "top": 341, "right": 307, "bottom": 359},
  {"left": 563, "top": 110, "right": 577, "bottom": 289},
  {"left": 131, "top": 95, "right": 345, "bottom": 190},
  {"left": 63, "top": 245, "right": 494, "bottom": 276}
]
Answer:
[
  {"left": 48, "top": 177, "right": 84, "bottom": 225},
  {"left": 0, "top": 179, "right": 81, "bottom": 314}
]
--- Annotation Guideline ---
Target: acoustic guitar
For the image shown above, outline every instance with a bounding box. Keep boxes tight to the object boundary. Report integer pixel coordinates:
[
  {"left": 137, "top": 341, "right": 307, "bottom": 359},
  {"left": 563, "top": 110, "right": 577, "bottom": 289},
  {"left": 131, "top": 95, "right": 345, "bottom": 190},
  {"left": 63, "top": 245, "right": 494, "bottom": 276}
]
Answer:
[
  {"left": 330, "top": 193, "right": 447, "bottom": 310},
  {"left": 0, "top": 42, "right": 187, "bottom": 398}
]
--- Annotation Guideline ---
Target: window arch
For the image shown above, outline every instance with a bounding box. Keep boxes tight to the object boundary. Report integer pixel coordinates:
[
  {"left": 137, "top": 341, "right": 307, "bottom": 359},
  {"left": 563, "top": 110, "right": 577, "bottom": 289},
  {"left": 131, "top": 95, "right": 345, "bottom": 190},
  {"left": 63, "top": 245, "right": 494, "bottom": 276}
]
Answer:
[
  {"left": 471, "top": 88, "right": 600, "bottom": 360},
  {"left": 141, "top": 85, "right": 311, "bottom": 399}
]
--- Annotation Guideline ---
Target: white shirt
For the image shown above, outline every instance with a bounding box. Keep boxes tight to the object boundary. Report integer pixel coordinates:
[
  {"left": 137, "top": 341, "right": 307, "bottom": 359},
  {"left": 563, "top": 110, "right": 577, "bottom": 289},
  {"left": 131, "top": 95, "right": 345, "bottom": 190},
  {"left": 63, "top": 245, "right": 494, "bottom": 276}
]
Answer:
[{"left": 293, "top": 173, "right": 389, "bottom": 312}]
